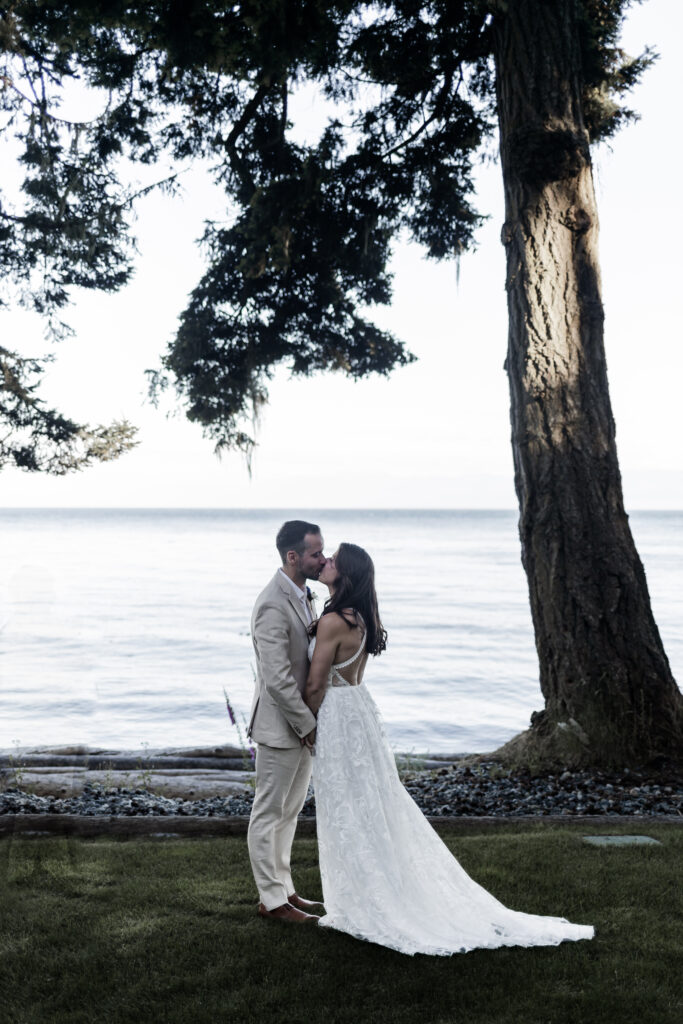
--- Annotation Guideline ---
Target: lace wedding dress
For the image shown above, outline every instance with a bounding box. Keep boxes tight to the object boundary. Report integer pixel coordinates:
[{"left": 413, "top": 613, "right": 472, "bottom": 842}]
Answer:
[{"left": 308, "top": 633, "right": 594, "bottom": 956}]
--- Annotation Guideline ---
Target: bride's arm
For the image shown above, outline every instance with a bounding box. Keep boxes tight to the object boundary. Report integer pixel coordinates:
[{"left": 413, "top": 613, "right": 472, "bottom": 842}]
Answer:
[{"left": 304, "top": 614, "right": 342, "bottom": 717}]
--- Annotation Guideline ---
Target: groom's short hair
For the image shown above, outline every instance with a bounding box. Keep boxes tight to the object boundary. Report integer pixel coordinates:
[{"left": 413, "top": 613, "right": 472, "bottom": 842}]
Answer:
[{"left": 276, "top": 520, "right": 321, "bottom": 563}]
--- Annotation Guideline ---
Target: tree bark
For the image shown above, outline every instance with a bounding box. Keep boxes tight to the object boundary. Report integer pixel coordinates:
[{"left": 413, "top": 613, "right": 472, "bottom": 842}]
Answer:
[{"left": 491, "top": 0, "right": 683, "bottom": 768}]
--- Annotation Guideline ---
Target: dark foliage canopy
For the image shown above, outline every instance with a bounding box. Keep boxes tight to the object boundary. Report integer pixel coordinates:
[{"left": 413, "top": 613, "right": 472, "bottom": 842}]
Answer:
[
  {"left": 0, "top": 345, "right": 136, "bottom": 472},
  {"left": 0, "top": 0, "right": 652, "bottom": 462}
]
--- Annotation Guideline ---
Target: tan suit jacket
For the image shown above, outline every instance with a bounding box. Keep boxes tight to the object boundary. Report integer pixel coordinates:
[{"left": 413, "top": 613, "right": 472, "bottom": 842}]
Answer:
[{"left": 247, "top": 571, "right": 317, "bottom": 747}]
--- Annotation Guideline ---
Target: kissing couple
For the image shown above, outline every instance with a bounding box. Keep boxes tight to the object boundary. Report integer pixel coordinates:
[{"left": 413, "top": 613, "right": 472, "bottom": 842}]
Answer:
[{"left": 246, "top": 520, "right": 593, "bottom": 956}]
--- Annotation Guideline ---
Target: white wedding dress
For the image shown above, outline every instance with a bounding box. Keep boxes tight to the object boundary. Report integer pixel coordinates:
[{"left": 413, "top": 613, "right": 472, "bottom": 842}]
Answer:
[{"left": 308, "top": 632, "right": 594, "bottom": 956}]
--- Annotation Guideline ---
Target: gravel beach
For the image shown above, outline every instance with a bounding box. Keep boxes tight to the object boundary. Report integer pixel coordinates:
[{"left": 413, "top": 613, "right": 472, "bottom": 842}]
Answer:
[{"left": 1, "top": 758, "right": 681, "bottom": 819}]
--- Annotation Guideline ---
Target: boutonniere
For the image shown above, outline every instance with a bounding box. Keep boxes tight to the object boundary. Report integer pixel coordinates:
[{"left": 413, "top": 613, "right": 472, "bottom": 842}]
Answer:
[{"left": 306, "top": 587, "right": 317, "bottom": 607}]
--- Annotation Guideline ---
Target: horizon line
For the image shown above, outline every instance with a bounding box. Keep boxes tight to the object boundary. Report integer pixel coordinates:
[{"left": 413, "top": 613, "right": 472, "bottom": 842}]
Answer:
[{"left": 1, "top": 506, "right": 681, "bottom": 514}]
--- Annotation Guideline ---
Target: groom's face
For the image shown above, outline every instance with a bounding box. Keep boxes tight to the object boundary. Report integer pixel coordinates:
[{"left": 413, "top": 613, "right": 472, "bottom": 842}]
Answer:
[{"left": 298, "top": 532, "right": 326, "bottom": 580}]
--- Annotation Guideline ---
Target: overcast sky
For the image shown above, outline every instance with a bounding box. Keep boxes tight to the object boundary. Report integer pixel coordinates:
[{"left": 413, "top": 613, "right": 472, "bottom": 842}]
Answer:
[{"left": 2, "top": 0, "right": 681, "bottom": 509}]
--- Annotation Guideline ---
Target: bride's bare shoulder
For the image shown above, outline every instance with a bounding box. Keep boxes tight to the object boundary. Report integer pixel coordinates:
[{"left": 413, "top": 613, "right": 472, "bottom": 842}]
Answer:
[{"left": 316, "top": 611, "right": 349, "bottom": 637}]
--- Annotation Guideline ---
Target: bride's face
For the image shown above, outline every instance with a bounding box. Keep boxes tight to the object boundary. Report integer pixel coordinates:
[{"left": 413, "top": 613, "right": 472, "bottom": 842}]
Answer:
[{"left": 319, "top": 551, "right": 339, "bottom": 587}]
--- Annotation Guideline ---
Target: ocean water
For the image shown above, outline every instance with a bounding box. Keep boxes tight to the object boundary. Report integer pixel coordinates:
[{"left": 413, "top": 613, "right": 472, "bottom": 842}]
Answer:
[{"left": 0, "top": 509, "right": 681, "bottom": 754}]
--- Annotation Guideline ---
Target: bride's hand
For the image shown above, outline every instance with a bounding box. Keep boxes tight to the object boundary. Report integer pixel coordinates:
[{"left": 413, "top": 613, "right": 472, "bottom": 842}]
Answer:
[{"left": 304, "top": 727, "right": 317, "bottom": 748}]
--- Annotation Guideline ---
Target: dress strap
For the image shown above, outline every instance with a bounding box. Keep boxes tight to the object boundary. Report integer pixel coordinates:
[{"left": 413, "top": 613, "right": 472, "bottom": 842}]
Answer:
[
  {"left": 329, "top": 631, "right": 367, "bottom": 687},
  {"left": 332, "top": 631, "right": 366, "bottom": 671}
]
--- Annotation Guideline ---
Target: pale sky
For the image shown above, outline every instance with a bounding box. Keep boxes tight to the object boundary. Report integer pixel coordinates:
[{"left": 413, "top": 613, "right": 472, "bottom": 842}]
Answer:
[{"left": 2, "top": 0, "right": 682, "bottom": 509}]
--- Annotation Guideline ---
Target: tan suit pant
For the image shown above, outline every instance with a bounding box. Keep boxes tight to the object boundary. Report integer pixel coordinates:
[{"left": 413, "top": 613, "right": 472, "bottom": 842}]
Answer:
[{"left": 247, "top": 742, "right": 313, "bottom": 910}]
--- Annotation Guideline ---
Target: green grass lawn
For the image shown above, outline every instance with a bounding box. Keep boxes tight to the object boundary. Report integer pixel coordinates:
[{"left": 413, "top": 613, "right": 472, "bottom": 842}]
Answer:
[{"left": 1, "top": 822, "right": 681, "bottom": 1024}]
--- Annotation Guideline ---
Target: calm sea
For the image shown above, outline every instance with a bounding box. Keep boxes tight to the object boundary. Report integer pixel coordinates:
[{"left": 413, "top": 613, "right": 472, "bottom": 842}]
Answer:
[{"left": 0, "top": 509, "right": 681, "bottom": 754}]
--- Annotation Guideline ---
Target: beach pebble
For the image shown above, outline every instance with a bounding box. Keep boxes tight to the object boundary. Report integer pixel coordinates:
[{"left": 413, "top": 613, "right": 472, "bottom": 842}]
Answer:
[{"left": 1, "top": 761, "right": 681, "bottom": 819}]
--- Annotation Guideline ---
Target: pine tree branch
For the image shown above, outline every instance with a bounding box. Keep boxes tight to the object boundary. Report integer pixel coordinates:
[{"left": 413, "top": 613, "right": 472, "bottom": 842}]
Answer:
[
  {"left": 224, "top": 79, "right": 270, "bottom": 193},
  {"left": 380, "top": 62, "right": 460, "bottom": 160}
]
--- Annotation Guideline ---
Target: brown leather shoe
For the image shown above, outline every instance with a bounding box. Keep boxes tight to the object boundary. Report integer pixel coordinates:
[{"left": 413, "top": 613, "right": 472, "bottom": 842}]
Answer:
[
  {"left": 258, "top": 902, "right": 320, "bottom": 924},
  {"left": 288, "top": 892, "right": 325, "bottom": 912}
]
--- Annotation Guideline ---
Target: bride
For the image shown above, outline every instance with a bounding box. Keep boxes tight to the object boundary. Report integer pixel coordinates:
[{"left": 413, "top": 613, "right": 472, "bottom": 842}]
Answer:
[{"left": 304, "top": 542, "right": 594, "bottom": 956}]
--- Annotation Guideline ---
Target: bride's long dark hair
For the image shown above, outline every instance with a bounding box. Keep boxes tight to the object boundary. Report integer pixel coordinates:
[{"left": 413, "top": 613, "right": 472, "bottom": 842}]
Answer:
[{"left": 312, "top": 542, "right": 388, "bottom": 656}]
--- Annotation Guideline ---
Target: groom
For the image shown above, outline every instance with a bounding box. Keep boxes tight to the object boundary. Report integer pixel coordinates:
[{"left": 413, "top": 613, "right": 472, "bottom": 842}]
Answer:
[{"left": 247, "top": 520, "right": 326, "bottom": 924}]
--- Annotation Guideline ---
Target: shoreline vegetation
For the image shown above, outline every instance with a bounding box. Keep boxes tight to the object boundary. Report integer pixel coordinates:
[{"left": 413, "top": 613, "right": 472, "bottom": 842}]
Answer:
[{"left": 1, "top": 745, "right": 681, "bottom": 820}]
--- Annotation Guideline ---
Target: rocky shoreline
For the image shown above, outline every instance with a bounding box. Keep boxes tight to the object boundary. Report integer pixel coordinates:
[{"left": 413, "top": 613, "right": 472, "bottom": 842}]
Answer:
[
  {"left": 401, "top": 761, "right": 683, "bottom": 817},
  {"left": 1, "top": 746, "right": 681, "bottom": 818}
]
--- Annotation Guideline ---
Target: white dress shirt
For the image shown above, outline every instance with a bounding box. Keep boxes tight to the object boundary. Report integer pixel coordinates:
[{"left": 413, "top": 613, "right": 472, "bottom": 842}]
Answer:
[{"left": 278, "top": 568, "right": 313, "bottom": 624}]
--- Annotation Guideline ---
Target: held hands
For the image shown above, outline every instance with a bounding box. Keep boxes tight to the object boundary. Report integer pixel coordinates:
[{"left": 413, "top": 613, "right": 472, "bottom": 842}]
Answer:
[{"left": 302, "top": 726, "right": 317, "bottom": 749}]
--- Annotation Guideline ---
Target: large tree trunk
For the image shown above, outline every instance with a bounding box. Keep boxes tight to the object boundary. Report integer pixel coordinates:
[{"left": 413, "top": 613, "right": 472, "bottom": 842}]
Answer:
[{"left": 491, "top": 0, "right": 682, "bottom": 768}]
